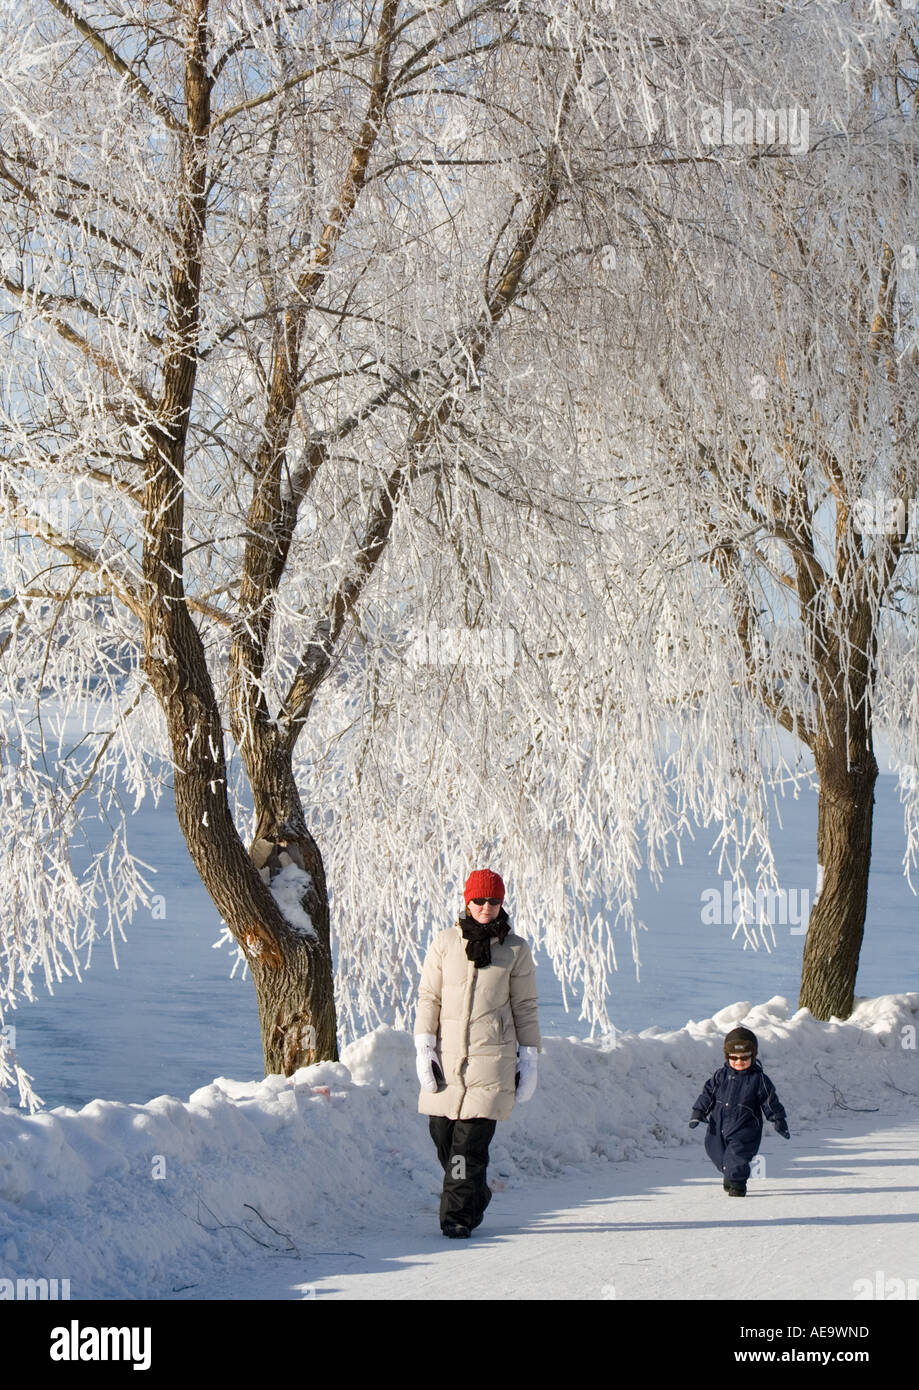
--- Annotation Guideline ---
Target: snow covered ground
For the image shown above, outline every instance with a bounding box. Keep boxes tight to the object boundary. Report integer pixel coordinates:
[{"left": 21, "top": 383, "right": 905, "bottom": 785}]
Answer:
[
  {"left": 2, "top": 763, "right": 917, "bottom": 1322},
  {"left": 2, "top": 994, "right": 917, "bottom": 1304},
  {"left": 179, "top": 1115, "right": 919, "bottom": 1303}
]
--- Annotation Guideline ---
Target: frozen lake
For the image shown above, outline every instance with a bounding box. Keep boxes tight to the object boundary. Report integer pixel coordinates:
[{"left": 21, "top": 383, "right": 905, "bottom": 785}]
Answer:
[{"left": 7, "top": 775, "right": 917, "bottom": 1110}]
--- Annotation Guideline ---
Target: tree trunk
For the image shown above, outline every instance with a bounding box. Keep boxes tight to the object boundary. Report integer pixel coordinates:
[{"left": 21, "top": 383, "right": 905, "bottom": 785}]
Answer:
[
  {"left": 244, "top": 736, "right": 339, "bottom": 1069},
  {"left": 798, "top": 734, "right": 878, "bottom": 1020},
  {"left": 144, "top": 654, "right": 336, "bottom": 1074},
  {"left": 134, "top": 1, "right": 338, "bottom": 1079},
  {"left": 247, "top": 919, "right": 339, "bottom": 1074}
]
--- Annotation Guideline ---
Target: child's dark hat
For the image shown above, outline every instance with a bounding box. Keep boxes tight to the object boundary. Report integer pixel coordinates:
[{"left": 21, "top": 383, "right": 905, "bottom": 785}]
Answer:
[{"left": 724, "top": 1026, "right": 757, "bottom": 1059}]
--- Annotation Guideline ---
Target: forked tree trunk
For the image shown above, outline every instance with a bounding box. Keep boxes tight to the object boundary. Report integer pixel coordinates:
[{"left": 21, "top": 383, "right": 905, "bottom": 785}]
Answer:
[
  {"left": 137, "top": 0, "right": 339, "bottom": 1078},
  {"left": 245, "top": 740, "right": 338, "bottom": 1069},
  {"left": 147, "top": 658, "right": 338, "bottom": 1074},
  {"left": 247, "top": 845, "right": 339, "bottom": 1074},
  {"left": 798, "top": 729, "right": 879, "bottom": 1020}
]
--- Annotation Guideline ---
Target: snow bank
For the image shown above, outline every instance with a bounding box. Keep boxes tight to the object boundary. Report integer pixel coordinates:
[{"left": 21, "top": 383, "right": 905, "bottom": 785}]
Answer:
[{"left": 1, "top": 994, "right": 917, "bottom": 1299}]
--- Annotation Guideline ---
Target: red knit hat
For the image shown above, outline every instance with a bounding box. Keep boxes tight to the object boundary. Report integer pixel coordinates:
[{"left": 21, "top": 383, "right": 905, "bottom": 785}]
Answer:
[{"left": 463, "top": 869, "right": 505, "bottom": 904}]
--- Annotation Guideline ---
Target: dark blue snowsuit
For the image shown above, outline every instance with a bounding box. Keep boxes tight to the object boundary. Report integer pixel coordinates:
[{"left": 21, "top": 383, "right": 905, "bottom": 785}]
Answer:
[{"left": 691, "top": 1062, "right": 787, "bottom": 1184}]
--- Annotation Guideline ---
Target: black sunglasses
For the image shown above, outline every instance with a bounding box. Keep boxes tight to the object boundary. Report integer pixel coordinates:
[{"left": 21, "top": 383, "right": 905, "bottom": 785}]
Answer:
[{"left": 470, "top": 897, "right": 501, "bottom": 907}]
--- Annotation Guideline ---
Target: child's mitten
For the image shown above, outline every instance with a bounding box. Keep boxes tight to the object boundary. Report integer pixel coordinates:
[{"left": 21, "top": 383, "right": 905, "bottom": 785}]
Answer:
[{"left": 774, "top": 1121, "right": 790, "bottom": 1139}]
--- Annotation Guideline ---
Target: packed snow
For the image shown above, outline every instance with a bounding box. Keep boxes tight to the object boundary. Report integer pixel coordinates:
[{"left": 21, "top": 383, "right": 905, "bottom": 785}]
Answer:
[
  {"left": 267, "top": 863, "right": 318, "bottom": 940},
  {"left": 1, "top": 993, "right": 917, "bottom": 1300}
]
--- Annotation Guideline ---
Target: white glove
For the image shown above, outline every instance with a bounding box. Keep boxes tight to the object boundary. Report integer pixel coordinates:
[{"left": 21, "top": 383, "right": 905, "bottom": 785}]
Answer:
[
  {"left": 515, "top": 1045, "right": 539, "bottom": 1103},
  {"left": 415, "top": 1034, "right": 440, "bottom": 1093}
]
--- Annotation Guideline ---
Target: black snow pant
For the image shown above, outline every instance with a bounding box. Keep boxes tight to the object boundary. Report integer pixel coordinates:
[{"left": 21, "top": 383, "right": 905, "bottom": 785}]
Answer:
[
  {"left": 428, "top": 1116, "right": 497, "bottom": 1231},
  {"left": 704, "top": 1125, "right": 761, "bottom": 1184}
]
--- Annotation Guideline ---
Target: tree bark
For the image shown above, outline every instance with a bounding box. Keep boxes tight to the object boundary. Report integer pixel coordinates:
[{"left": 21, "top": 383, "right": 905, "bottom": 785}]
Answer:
[
  {"left": 166, "top": 729, "right": 337, "bottom": 1072},
  {"left": 246, "top": 737, "right": 339, "bottom": 1068},
  {"left": 247, "top": 913, "right": 339, "bottom": 1074},
  {"left": 798, "top": 730, "right": 878, "bottom": 1020}
]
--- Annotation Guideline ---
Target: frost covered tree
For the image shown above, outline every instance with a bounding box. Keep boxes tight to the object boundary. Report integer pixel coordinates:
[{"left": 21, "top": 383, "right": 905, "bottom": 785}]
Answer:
[
  {"left": 268, "top": 1, "right": 919, "bottom": 1041},
  {"left": 0, "top": 0, "right": 605, "bottom": 1104},
  {"left": 5, "top": 1, "right": 903, "bottom": 1115},
  {"left": 563, "top": 0, "right": 919, "bottom": 1020}
]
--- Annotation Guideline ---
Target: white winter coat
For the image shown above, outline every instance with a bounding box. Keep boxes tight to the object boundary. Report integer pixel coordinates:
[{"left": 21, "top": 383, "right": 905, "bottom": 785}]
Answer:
[{"left": 415, "top": 919, "right": 540, "bottom": 1121}]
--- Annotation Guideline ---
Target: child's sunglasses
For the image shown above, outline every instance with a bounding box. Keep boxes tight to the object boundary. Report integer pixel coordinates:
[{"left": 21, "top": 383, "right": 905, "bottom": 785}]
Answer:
[{"left": 470, "top": 897, "right": 501, "bottom": 906}]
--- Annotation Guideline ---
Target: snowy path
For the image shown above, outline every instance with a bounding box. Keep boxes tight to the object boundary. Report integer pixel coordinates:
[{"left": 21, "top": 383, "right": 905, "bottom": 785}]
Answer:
[{"left": 172, "top": 1113, "right": 919, "bottom": 1302}]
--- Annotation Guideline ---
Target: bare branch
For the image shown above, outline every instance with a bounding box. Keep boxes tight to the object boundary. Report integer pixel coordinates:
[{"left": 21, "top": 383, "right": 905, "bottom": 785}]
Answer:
[{"left": 45, "top": 0, "right": 184, "bottom": 133}]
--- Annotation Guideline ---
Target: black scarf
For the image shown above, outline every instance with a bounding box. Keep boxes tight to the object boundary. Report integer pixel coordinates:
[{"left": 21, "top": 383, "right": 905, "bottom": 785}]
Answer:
[{"left": 460, "top": 908, "right": 510, "bottom": 968}]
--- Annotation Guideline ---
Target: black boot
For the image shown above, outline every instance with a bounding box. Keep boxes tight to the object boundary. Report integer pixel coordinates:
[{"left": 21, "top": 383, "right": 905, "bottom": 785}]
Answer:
[
  {"left": 725, "top": 1180, "right": 747, "bottom": 1196},
  {"left": 470, "top": 1185, "right": 492, "bottom": 1230},
  {"left": 430, "top": 1117, "right": 496, "bottom": 1233}
]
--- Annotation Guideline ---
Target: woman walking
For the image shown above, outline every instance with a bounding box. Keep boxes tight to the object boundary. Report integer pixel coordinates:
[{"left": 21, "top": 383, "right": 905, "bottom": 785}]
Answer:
[{"left": 414, "top": 869, "right": 540, "bottom": 1238}]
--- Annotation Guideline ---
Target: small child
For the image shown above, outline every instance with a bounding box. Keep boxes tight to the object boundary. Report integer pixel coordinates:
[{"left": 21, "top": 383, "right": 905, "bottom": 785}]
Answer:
[{"left": 689, "top": 1026, "right": 790, "bottom": 1196}]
